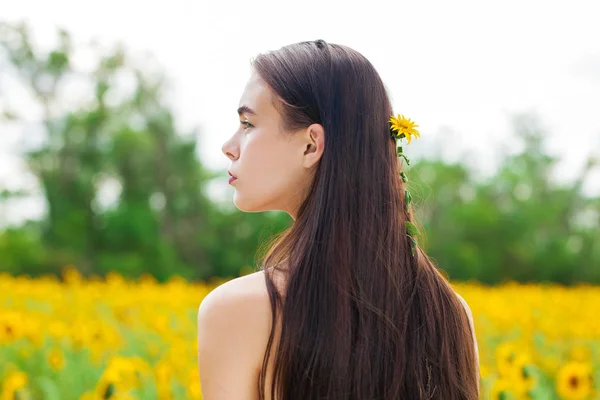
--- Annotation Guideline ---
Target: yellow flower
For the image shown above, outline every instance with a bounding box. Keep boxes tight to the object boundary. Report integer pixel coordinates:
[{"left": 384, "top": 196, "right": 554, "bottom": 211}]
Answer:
[
  {"left": 47, "top": 348, "right": 66, "bottom": 371},
  {"left": 187, "top": 367, "right": 202, "bottom": 399},
  {"left": 556, "top": 361, "right": 593, "bottom": 400},
  {"left": 513, "top": 363, "right": 537, "bottom": 396},
  {"left": 389, "top": 114, "right": 420, "bottom": 144},
  {"left": 0, "top": 311, "right": 24, "bottom": 344},
  {"left": 62, "top": 265, "right": 82, "bottom": 284},
  {"left": 101, "top": 356, "right": 144, "bottom": 389},
  {"left": 495, "top": 341, "right": 533, "bottom": 381},
  {"left": 1, "top": 371, "right": 28, "bottom": 400},
  {"left": 154, "top": 359, "right": 172, "bottom": 385},
  {"left": 568, "top": 345, "right": 591, "bottom": 363},
  {"left": 92, "top": 356, "right": 149, "bottom": 399},
  {"left": 154, "top": 360, "right": 173, "bottom": 398},
  {"left": 48, "top": 320, "right": 67, "bottom": 339},
  {"left": 489, "top": 377, "right": 514, "bottom": 400},
  {"left": 496, "top": 342, "right": 517, "bottom": 376},
  {"left": 479, "top": 363, "right": 491, "bottom": 379}
]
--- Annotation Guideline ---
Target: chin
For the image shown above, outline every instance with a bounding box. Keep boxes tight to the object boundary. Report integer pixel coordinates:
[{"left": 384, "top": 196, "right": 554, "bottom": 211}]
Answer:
[
  {"left": 233, "top": 192, "right": 280, "bottom": 213},
  {"left": 233, "top": 192, "right": 261, "bottom": 213}
]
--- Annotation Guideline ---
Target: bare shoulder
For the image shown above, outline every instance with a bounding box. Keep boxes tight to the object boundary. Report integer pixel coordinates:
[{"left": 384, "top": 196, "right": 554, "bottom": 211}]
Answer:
[
  {"left": 198, "top": 268, "right": 286, "bottom": 317},
  {"left": 197, "top": 270, "right": 274, "bottom": 347},
  {"left": 199, "top": 270, "right": 269, "bottom": 309},
  {"left": 196, "top": 270, "right": 277, "bottom": 399},
  {"left": 198, "top": 271, "right": 284, "bottom": 354}
]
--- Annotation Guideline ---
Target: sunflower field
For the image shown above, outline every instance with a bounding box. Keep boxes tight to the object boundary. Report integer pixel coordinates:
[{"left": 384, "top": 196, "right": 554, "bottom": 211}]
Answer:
[{"left": 1, "top": 267, "right": 598, "bottom": 400}]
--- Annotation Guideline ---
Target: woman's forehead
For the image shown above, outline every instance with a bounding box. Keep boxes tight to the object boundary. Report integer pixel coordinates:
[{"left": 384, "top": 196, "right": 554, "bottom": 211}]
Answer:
[{"left": 239, "top": 75, "right": 275, "bottom": 117}]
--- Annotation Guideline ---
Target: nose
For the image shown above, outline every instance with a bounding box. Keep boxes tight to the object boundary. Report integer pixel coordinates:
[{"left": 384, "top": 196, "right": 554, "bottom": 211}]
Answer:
[{"left": 221, "top": 136, "right": 239, "bottom": 161}]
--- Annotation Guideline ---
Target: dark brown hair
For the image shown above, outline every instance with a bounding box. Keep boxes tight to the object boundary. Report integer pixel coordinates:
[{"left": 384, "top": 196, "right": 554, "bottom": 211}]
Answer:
[{"left": 253, "top": 40, "right": 479, "bottom": 400}]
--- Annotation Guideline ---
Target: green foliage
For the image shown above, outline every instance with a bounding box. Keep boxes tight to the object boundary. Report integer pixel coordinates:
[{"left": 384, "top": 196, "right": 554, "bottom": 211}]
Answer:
[
  {"left": 0, "top": 21, "right": 598, "bottom": 284},
  {"left": 0, "top": 226, "right": 47, "bottom": 275},
  {"left": 410, "top": 115, "right": 599, "bottom": 284},
  {"left": 0, "top": 21, "right": 292, "bottom": 281}
]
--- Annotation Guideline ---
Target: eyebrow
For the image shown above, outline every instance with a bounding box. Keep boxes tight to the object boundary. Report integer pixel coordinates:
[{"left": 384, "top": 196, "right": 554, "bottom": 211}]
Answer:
[{"left": 237, "top": 105, "right": 257, "bottom": 117}]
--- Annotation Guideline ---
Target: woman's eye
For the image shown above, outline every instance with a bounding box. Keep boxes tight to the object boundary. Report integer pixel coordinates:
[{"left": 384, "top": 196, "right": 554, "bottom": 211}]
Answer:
[{"left": 240, "top": 120, "right": 253, "bottom": 130}]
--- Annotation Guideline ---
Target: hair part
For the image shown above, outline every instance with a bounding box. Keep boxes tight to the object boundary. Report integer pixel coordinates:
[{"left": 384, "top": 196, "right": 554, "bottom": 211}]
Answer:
[{"left": 252, "top": 40, "right": 479, "bottom": 400}]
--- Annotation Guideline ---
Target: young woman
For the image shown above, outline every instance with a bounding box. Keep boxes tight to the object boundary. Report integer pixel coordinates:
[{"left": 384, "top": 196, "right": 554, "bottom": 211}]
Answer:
[{"left": 197, "top": 39, "right": 480, "bottom": 400}]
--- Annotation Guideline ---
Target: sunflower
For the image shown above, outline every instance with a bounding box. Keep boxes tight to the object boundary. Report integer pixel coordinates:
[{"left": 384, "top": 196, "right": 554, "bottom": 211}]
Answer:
[
  {"left": 47, "top": 348, "right": 66, "bottom": 372},
  {"left": 496, "top": 342, "right": 519, "bottom": 377},
  {"left": 389, "top": 114, "right": 420, "bottom": 144},
  {"left": 489, "top": 377, "right": 514, "bottom": 400},
  {"left": 568, "top": 345, "right": 592, "bottom": 363},
  {"left": 513, "top": 363, "right": 537, "bottom": 396},
  {"left": 1, "top": 370, "right": 28, "bottom": 400},
  {"left": 556, "top": 361, "right": 593, "bottom": 400}
]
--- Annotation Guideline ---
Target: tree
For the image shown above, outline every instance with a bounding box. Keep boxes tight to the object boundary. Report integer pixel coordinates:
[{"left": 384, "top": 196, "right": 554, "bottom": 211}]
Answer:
[{"left": 411, "top": 113, "right": 600, "bottom": 284}]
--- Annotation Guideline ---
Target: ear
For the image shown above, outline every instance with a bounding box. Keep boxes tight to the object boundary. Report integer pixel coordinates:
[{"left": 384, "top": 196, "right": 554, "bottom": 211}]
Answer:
[{"left": 302, "top": 123, "right": 325, "bottom": 169}]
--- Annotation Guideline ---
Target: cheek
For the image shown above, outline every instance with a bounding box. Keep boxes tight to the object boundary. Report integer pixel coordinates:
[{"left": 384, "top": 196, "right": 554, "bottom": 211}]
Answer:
[
  {"left": 238, "top": 138, "right": 301, "bottom": 199},
  {"left": 244, "top": 136, "right": 297, "bottom": 177}
]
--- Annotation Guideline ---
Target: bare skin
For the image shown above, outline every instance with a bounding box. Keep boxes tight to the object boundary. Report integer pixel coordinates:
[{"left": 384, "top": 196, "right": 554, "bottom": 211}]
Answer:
[{"left": 197, "top": 266, "right": 288, "bottom": 400}]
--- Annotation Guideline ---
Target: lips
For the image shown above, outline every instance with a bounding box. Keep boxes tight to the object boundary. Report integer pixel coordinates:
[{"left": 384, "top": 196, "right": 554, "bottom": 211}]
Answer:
[{"left": 228, "top": 170, "right": 238, "bottom": 184}]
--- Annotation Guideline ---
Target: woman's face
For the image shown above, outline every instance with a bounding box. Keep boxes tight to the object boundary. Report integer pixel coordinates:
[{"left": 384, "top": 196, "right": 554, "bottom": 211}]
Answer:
[{"left": 221, "top": 71, "right": 324, "bottom": 220}]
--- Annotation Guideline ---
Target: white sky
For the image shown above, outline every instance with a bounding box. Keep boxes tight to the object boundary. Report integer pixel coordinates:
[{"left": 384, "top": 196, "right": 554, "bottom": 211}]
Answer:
[{"left": 1, "top": 0, "right": 600, "bottom": 224}]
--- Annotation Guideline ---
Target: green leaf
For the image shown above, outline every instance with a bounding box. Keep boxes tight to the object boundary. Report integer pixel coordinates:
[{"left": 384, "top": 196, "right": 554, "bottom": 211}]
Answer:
[
  {"left": 400, "top": 172, "right": 408, "bottom": 183},
  {"left": 396, "top": 146, "right": 404, "bottom": 157},
  {"left": 409, "top": 236, "right": 417, "bottom": 256},
  {"left": 401, "top": 154, "right": 410, "bottom": 166},
  {"left": 36, "top": 376, "right": 61, "bottom": 400},
  {"left": 404, "top": 190, "right": 412, "bottom": 211},
  {"left": 47, "top": 51, "right": 69, "bottom": 73},
  {"left": 405, "top": 221, "right": 420, "bottom": 237}
]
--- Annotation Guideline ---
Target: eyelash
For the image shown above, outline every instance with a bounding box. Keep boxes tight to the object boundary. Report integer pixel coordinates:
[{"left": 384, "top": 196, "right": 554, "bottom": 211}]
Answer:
[{"left": 240, "top": 120, "right": 253, "bottom": 130}]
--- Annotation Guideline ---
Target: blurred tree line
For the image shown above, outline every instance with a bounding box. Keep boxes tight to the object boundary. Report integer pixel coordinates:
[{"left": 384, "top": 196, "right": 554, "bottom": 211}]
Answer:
[{"left": 1, "top": 21, "right": 598, "bottom": 284}]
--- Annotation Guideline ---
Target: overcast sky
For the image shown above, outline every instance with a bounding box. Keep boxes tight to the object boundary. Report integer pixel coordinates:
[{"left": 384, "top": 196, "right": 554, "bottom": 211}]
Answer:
[{"left": 1, "top": 0, "right": 600, "bottom": 224}]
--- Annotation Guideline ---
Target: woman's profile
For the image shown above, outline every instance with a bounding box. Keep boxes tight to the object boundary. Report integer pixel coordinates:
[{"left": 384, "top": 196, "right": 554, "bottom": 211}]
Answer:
[{"left": 197, "top": 39, "right": 480, "bottom": 400}]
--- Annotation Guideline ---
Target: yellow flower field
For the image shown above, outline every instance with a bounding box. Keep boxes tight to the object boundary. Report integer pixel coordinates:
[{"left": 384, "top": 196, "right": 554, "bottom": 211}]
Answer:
[{"left": 0, "top": 268, "right": 598, "bottom": 399}]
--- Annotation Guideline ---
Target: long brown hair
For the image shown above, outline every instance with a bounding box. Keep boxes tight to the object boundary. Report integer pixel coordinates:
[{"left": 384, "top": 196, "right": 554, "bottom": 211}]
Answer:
[{"left": 253, "top": 40, "right": 479, "bottom": 400}]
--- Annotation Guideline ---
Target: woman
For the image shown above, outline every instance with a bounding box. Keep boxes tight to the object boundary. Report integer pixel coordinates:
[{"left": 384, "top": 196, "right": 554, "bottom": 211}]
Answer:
[{"left": 197, "top": 39, "right": 480, "bottom": 400}]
